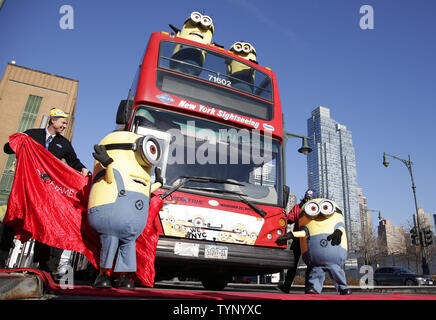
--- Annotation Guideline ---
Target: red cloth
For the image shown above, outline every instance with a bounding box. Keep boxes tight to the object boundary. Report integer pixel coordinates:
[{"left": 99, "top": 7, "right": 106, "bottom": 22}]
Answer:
[
  {"left": 133, "top": 195, "right": 163, "bottom": 286},
  {"left": 287, "top": 204, "right": 301, "bottom": 230},
  {"left": 4, "top": 133, "right": 98, "bottom": 264},
  {"left": 4, "top": 133, "right": 162, "bottom": 287}
]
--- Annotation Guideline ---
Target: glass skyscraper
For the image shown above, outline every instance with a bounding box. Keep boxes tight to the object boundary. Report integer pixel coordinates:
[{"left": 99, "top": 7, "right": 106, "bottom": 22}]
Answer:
[{"left": 306, "top": 106, "right": 361, "bottom": 251}]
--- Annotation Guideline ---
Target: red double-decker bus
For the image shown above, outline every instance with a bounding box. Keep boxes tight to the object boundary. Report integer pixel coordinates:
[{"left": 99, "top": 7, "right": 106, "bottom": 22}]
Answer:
[{"left": 116, "top": 31, "right": 293, "bottom": 290}]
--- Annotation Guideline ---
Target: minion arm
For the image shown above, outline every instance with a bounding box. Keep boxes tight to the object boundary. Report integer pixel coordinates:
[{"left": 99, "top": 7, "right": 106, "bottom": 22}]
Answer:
[
  {"left": 92, "top": 144, "right": 114, "bottom": 184},
  {"left": 104, "top": 164, "right": 115, "bottom": 184},
  {"left": 334, "top": 222, "right": 346, "bottom": 235},
  {"left": 292, "top": 230, "right": 307, "bottom": 238},
  {"left": 150, "top": 182, "right": 162, "bottom": 193},
  {"left": 327, "top": 223, "right": 345, "bottom": 246},
  {"left": 150, "top": 167, "right": 163, "bottom": 193}
]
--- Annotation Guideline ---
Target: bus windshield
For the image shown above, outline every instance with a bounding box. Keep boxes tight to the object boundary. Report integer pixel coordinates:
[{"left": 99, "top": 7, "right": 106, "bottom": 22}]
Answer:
[
  {"left": 132, "top": 106, "right": 282, "bottom": 206},
  {"left": 157, "top": 41, "right": 273, "bottom": 121}
]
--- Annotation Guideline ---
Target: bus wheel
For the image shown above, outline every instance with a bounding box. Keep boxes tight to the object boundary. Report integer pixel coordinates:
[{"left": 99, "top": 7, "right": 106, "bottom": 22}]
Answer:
[{"left": 200, "top": 275, "right": 230, "bottom": 291}]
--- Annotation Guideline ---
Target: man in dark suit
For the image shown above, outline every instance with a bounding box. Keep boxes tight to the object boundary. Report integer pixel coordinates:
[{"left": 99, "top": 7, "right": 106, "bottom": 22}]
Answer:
[{"left": 0, "top": 108, "right": 89, "bottom": 273}]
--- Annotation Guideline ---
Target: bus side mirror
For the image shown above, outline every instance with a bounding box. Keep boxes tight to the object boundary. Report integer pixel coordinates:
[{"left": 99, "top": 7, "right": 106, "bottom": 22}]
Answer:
[
  {"left": 283, "top": 185, "right": 290, "bottom": 209},
  {"left": 116, "top": 100, "right": 133, "bottom": 125}
]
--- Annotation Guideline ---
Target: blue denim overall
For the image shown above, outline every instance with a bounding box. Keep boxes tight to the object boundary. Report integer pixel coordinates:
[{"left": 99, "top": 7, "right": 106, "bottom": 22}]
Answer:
[
  {"left": 301, "top": 223, "right": 349, "bottom": 293},
  {"left": 88, "top": 169, "right": 149, "bottom": 272}
]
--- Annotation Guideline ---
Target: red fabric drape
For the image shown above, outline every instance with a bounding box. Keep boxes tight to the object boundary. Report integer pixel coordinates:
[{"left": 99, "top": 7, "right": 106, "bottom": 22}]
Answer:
[{"left": 4, "top": 133, "right": 161, "bottom": 287}]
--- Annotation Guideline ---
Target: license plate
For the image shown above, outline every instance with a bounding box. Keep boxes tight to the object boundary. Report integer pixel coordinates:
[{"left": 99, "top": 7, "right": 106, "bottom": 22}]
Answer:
[
  {"left": 204, "top": 245, "right": 228, "bottom": 260},
  {"left": 174, "top": 242, "right": 199, "bottom": 257}
]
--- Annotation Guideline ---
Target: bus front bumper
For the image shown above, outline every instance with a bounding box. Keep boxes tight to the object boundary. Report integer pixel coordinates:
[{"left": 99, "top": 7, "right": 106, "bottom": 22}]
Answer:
[{"left": 155, "top": 237, "right": 294, "bottom": 278}]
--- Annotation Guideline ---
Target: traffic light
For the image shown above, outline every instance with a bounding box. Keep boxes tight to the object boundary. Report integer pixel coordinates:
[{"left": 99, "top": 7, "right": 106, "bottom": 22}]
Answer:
[
  {"left": 423, "top": 228, "right": 433, "bottom": 246},
  {"left": 410, "top": 227, "right": 419, "bottom": 246}
]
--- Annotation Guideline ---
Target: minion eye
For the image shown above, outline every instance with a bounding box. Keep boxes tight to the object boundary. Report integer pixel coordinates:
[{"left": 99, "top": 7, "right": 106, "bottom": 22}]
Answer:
[
  {"left": 145, "top": 140, "right": 159, "bottom": 161},
  {"left": 137, "top": 135, "right": 161, "bottom": 166},
  {"left": 201, "top": 15, "right": 212, "bottom": 27},
  {"left": 190, "top": 12, "right": 202, "bottom": 23},
  {"left": 243, "top": 43, "right": 252, "bottom": 53},
  {"left": 320, "top": 200, "right": 335, "bottom": 216},
  {"left": 232, "top": 42, "right": 243, "bottom": 52},
  {"left": 304, "top": 201, "right": 320, "bottom": 217}
]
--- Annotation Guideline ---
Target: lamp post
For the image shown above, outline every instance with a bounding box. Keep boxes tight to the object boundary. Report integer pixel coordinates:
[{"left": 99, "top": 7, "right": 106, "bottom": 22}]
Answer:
[
  {"left": 279, "top": 131, "right": 312, "bottom": 284},
  {"left": 382, "top": 152, "right": 430, "bottom": 274}
]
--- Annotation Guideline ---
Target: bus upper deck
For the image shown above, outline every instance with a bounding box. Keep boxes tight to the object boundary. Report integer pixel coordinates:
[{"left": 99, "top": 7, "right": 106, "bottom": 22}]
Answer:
[{"left": 128, "top": 32, "right": 283, "bottom": 140}]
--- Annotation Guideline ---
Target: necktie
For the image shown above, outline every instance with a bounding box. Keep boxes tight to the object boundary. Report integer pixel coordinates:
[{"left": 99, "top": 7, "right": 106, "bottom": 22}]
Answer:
[{"left": 46, "top": 135, "right": 53, "bottom": 149}]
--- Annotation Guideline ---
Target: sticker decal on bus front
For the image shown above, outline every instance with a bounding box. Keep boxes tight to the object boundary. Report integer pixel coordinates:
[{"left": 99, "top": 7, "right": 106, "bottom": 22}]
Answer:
[{"left": 160, "top": 204, "right": 263, "bottom": 245}]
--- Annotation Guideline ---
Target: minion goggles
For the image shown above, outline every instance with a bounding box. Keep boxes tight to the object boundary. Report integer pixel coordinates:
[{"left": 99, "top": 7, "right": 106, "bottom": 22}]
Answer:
[
  {"left": 103, "top": 135, "right": 161, "bottom": 167},
  {"left": 303, "top": 200, "right": 342, "bottom": 218},
  {"left": 230, "top": 42, "right": 257, "bottom": 55},
  {"left": 185, "top": 11, "right": 214, "bottom": 33}
]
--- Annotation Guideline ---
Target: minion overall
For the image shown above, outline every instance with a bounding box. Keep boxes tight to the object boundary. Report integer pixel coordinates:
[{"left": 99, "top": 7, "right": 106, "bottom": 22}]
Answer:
[
  {"left": 88, "top": 131, "right": 162, "bottom": 289},
  {"left": 169, "top": 11, "right": 214, "bottom": 76},
  {"left": 227, "top": 42, "right": 257, "bottom": 92},
  {"left": 278, "top": 198, "right": 352, "bottom": 295}
]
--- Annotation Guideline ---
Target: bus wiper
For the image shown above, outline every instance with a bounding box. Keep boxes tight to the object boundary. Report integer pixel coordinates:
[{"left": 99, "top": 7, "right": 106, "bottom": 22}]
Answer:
[
  {"left": 238, "top": 196, "right": 267, "bottom": 218},
  {"left": 161, "top": 176, "right": 241, "bottom": 198},
  {"left": 179, "top": 176, "right": 244, "bottom": 186},
  {"left": 181, "top": 186, "right": 247, "bottom": 196},
  {"left": 182, "top": 186, "right": 267, "bottom": 218}
]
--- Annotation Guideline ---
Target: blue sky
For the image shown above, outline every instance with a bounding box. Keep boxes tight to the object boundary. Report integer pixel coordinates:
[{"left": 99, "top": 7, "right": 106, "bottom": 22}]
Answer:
[{"left": 1, "top": 0, "right": 435, "bottom": 231}]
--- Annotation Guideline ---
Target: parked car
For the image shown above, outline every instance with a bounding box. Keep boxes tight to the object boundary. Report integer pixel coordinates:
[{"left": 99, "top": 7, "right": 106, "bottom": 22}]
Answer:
[{"left": 374, "top": 267, "right": 434, "bottom": 286}]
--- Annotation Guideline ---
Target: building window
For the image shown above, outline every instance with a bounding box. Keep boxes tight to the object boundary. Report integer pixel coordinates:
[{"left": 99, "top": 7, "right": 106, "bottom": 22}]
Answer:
[
  {"left": 17, "top": 95, "right": 43, "bottom": 132},
  {"left": 0, "top": 95, "right": 43, "bottom": 204}
]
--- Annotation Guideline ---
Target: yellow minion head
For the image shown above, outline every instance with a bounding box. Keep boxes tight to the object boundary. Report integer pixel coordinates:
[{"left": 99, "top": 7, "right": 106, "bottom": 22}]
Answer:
[
  {"left": 88, "top": 131, "right": 162, "bottom": 208},
  {"left": 298, "top": 198, "right": 348, "bottom": 252},
  {"left": 218, "top": 231, "right": 232, "bottom": 243},
  {"left": 229, "top": 41, "right": 257, "bottom": 63},
  {"left": 299, "top": 198, "right": 343, "bottom": 231},
  {"left": 161, "top": 211, "right": 175, "bottom": 234},
  {"left": 233, "top": 223, "right": 248, "bottom": 244},
  {"left": 178, "top": 11, "right": 214, "bottom": 44},
  {"left": 99, "top": 131, "right": 161, "bottom": 173},
  {"left": 172, "top": 220, "right": 189, "bottom": 237}
]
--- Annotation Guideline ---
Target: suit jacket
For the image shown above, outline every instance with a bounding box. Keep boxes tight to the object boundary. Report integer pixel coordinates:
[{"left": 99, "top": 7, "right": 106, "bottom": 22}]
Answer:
[{"left": 4, "top": 128, "right": 86, "bottom": 172}]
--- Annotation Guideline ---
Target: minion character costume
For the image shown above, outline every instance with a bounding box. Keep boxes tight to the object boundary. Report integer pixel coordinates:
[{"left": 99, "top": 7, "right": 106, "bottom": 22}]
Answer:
[
  {"left": 278, "top": 198, "right": 352, "bottom": 295},
  {"left": 88, "top": 131, "right": 163, "bottom": 289},
  {"left": 227, "top": 42, "right": 257, "bottom": 92},
  {"left": 169, "top": 11, "right": 214, "bottom": 76}
]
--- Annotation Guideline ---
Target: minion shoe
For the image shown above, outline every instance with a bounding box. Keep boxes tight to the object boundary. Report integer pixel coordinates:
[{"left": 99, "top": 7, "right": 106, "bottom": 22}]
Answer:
[
  {"left": 115, "top": 274, "right": 135, "bottom": 290},
  {"left": 93, "top": 272, "right": 112, "bottom": 288}
]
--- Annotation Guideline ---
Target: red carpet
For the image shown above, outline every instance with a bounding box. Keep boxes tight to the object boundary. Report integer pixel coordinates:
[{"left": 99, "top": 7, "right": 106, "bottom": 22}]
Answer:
[{"left": 1, "top": 268, "right": 435, "bottom": 300}]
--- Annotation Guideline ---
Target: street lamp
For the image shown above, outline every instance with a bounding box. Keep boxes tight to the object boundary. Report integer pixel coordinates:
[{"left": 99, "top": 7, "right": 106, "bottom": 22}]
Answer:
[
  {"left": 284, "top": 131, "right": 312, "bottom": 155},
  {"left": 281, "top": 130, "right": 312, "bottom": 204},
  {"left": 382, "top": 152, "right": 430, "bottom": 274}
]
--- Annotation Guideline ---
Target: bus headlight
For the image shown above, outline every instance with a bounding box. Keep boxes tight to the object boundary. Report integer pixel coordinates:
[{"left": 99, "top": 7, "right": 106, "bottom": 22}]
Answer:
[
  {"left": 267, "top": 233, "right": 273, "bottom": 240},
  {"left": 277, "top": 229, "right": 283, "bottom": 236}
]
